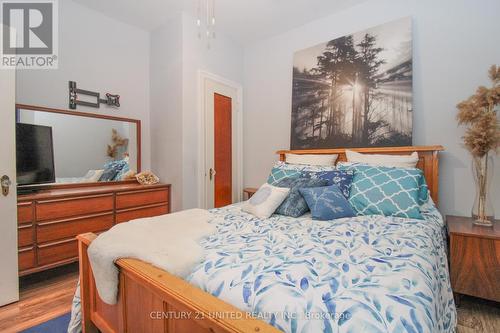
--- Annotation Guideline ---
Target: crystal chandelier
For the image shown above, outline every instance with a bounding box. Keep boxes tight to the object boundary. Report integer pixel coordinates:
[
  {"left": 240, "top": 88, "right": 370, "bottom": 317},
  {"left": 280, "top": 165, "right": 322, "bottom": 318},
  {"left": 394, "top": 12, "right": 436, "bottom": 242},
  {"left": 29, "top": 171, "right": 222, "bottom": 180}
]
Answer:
[{"left": 197, "top": 0, "right": 216, "bottom": 48}]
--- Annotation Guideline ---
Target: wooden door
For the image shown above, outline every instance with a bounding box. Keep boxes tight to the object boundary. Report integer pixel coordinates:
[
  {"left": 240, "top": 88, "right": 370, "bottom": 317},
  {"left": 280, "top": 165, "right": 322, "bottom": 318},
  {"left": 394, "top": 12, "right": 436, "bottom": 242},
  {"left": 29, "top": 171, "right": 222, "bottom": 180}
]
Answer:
[{"left": 213, "top": 93, "right": 232, "bottom": 208}]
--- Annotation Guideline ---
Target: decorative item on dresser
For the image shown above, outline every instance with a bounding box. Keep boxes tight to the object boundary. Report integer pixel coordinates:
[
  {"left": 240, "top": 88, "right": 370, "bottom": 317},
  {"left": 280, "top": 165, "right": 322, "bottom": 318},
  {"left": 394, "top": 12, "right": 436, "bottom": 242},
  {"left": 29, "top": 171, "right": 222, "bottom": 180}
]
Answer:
[
  {"left": 17, "top": 182, "right": 171, "bottom": 276},
  {"left": 447, "top": 215, "right": 500, "bottom": 303},
  {"left": 456, "top": 65, "right": 500, "bottom": 227}
]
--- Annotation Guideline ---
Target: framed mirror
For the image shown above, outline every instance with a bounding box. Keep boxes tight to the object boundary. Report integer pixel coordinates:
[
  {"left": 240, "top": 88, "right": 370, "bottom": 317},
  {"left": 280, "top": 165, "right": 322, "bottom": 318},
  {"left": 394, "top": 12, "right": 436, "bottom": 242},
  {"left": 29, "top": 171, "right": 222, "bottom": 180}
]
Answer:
[{"left": 15, "top": 104, "right": 141, "bottom": 187}]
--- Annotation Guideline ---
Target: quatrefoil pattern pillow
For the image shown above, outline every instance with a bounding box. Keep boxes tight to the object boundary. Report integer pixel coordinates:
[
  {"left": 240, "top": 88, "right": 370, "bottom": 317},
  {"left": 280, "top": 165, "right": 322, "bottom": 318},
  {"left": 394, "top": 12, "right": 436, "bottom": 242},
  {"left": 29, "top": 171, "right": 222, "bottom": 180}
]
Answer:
[
  {"left": 337, "top": 163, "right": 427, "bottom": 219},
  {"left": 267, "top": 167, "right": 301, "bottom": 185}
]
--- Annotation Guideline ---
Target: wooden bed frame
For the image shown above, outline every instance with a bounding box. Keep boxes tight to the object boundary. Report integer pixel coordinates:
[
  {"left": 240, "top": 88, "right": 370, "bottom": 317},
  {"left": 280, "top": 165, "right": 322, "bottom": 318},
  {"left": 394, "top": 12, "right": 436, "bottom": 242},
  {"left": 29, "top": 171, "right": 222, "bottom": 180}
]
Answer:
[{"left": 78, "top": 145, "right": 444, "bottom": 333}]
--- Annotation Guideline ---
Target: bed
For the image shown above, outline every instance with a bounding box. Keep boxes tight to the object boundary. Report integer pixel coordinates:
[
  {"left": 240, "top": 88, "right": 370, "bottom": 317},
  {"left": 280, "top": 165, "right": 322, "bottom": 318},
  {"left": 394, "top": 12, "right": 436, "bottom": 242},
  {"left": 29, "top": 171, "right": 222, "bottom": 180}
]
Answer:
[{"left": 76, "top": 146, "right": 456, "bottom": 333}]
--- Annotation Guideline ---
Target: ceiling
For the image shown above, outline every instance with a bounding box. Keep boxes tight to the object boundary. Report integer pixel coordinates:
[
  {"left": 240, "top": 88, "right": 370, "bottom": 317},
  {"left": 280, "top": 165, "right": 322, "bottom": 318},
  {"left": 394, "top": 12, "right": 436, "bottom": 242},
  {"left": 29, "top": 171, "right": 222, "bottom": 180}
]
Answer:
[{"left": 72, "top": 0, "right": 367, "bottom": 44}]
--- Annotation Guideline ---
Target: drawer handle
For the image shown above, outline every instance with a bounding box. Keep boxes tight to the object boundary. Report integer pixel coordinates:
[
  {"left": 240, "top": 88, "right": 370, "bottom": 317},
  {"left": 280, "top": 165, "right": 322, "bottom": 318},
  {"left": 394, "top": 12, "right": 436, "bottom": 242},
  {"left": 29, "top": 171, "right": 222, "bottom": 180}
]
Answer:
[
  {"left": 19, "top": 246, "right": 34, "bottom": 253},
  {"left": 38, "top": 238, "right": 77, "bottom": 248},
  {"left": 37, "top": 211, "right": 114, "bottom": 226},
  {"left": 116, "top": 202, "right": 168, "bottom": 213},
  {"left": 117, "top": 188, "right": 168, "bottom": 196},
  {"left": 38, "top": 193, "right": 113, "bottom": 204}
]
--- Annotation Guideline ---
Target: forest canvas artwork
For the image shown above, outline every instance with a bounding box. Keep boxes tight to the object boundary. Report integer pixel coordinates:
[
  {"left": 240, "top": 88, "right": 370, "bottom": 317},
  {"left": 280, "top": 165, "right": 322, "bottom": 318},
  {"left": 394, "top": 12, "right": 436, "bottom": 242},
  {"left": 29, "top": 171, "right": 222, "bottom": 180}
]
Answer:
[{"left": 291, "top": 18, "right": 413, "bottom": 149}]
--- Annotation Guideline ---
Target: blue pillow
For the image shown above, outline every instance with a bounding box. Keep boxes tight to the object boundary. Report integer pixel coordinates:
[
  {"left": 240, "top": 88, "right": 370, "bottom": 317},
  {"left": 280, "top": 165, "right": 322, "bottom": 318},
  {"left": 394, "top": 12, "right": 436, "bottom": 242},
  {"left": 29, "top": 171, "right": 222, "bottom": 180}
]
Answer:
[
  {"left": 275, "top": 177, "right": 328, "bottom": 217},
  {"left": 99, "top": 166, "right": 120, "bottom": 182},
  {"left": 337, "top": 163, "right": 425, "bottom": 219},
  {"left": 302, "top": 170, "right": 353, "bottom": 199},
  {"left": 417, "top": 177, "right": 430, "bottom": 205},
  {"left": 267, "top": 167, "right": 301, "bottom": 185},
  {"left": 115, "top": 161, "right": 130, "bottom": 180},
  {"left": 267, "top": 161, "right": 339, "bottom": 186},
  {"left": 299, "top": 185, "right": 356, "bottom": 220},
  {"left": 99, "top": 159, "right": 127, "bottom": 182}
]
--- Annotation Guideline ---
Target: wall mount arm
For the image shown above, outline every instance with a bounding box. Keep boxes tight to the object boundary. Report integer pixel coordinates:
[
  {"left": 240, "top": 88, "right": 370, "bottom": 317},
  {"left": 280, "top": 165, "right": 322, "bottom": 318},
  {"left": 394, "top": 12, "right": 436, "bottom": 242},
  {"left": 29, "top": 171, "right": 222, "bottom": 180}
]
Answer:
[{"left": 69, "top": 81, "right": 120, "bottom": 110}]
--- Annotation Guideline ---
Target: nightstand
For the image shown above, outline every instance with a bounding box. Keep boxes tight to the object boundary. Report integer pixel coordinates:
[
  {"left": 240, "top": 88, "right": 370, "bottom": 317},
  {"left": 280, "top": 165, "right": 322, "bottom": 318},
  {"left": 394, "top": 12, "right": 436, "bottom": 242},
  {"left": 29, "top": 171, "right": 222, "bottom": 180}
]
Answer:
[
  {"left": 446, "top": 215, "right": 500, "bottom": 303},
  {"left": 243, "top": 187, "right": 258, "bottom": 200}
]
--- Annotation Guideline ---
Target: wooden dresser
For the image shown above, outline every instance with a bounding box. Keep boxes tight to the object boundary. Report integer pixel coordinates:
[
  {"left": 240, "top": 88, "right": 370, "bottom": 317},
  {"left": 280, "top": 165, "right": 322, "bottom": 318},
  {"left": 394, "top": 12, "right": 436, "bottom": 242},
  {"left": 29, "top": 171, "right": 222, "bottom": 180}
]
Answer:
[{"left": 17, "top": 183, "right": 171, "bottom": 276}]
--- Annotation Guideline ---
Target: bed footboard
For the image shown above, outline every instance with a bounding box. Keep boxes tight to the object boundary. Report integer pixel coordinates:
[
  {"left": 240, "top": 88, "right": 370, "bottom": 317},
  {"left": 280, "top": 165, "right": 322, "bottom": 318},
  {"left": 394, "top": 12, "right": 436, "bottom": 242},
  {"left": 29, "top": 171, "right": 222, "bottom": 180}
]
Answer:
[{"left": 77, "top": 233, "right": 279, "bottom": 333}]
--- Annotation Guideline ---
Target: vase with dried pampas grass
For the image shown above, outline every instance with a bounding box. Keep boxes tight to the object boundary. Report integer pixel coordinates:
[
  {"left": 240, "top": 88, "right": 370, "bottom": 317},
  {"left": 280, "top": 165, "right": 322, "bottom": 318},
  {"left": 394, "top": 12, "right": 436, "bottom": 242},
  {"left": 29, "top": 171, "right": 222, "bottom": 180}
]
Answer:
[{"left": 457, "top": 65, "right": 500, "bottom": 226}]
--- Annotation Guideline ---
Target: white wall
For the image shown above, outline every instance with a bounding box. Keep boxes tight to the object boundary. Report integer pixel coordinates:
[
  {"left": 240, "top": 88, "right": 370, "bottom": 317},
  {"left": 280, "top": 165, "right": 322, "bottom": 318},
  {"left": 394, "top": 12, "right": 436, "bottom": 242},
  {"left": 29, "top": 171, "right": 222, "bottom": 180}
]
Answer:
[
  {"left": 181, "top": 13, "right": 244, "bottom": 209},
  {"left": 150, "top": 12, "right": 244, "bottom": 210},
  {"left": 16, "top": 0, "right": 151, "bottom": 171},
  {"left": 243, "top": 0, "right": 500, "bottom": 216},
  {"left": 150, "top": 14, "right": 184, "bottom": 212}
]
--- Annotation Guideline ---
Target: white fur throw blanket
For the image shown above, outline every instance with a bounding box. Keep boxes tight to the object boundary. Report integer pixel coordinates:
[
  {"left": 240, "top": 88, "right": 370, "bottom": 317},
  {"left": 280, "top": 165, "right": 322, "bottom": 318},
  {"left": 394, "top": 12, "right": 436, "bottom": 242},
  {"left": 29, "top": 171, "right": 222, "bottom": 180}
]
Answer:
[{"left": 88, "top": 208, "right": 217, "bottom": 305}]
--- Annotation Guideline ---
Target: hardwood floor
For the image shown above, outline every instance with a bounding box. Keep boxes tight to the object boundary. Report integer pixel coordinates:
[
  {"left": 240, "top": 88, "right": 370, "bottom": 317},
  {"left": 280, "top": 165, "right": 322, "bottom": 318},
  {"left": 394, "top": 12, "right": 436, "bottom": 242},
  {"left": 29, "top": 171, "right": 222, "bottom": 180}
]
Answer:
[
  {"left": 0, "top": 262, "right": 498, "bottom": 332},
  {"left": 0, "top": 263, "right": 78, "bottom": 333},
  {"left": 457, "top": 295, "right": 500, "bottom": 333}
]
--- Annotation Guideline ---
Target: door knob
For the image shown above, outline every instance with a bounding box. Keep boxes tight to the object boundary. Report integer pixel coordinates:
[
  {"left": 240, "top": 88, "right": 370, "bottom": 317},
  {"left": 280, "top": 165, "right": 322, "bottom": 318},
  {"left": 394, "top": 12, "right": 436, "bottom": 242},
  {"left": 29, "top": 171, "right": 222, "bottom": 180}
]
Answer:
[
  {"left": 209, "top": 168, "right": 217, "bottom": 181},
  {"left": 1, "top": 175, "right": 12, "bottom": 196}
]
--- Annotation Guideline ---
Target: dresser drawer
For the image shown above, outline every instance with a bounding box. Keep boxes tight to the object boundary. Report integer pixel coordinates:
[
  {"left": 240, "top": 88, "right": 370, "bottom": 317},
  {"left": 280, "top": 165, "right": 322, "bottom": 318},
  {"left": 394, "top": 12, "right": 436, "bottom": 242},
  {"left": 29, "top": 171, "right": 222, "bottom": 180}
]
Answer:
[
  {"left": 18, "top": 202, "right": 33, "bottom": 224},
  {"left": 19, "top": 247, "right": 35, "bottom": 271},
  {"left": 116, "top": 188, "right": 169, "bottom": 210},
  {"left": 37, "top": 213, "right": 114, "bottom": 244},
  {"left": 36, "top": 194, "right": 114, "bottom": 221},
  {"left": 116, "top": 204, "right": 169, "bottom": 223},
  {"left": 37, "top": 239, "right": 78, "bottom": 266},
  {"left": 450, "top": 234, "right": 500, "bottom": 302},
  {"left": 18, "top": 224, "right": 34, "bottom": 247}
]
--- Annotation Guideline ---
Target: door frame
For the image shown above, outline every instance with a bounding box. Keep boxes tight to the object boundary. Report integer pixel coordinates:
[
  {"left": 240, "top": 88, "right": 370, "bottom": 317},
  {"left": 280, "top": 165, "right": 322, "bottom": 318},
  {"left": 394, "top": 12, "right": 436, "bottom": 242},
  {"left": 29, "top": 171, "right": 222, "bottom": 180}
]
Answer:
[{"left": 197, "top": 70, "right": 243, "bottom": 209}]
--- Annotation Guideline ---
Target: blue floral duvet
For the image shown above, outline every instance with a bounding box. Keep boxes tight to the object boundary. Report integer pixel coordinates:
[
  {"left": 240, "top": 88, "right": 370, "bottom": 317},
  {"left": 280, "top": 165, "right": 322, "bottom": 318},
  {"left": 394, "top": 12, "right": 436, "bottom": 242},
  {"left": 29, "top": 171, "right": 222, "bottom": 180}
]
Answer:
[{"left": 187, "top": 203, "right": 457, "bottom": 333}]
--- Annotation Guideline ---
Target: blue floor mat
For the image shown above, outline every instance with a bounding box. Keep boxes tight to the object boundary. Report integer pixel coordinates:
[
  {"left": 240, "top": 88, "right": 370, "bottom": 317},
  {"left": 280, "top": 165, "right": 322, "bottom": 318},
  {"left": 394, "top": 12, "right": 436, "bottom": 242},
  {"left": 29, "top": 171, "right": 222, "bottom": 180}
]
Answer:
[{"left": 20, "top": 312, "right": 71, "bottom": 333}]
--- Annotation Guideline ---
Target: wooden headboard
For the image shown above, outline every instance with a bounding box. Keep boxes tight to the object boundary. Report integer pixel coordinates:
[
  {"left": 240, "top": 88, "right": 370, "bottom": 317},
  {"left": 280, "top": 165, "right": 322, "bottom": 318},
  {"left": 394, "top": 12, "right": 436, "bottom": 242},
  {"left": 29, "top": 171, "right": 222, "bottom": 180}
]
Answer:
[{"left": 277, "top": 146, "right": 444, "bottom": 205}]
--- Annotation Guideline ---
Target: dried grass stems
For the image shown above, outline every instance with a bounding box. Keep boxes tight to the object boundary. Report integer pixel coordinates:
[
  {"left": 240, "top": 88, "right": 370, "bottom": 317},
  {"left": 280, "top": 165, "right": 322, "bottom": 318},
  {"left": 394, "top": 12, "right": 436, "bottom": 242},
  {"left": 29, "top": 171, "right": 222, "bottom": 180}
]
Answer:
[{"left": 457, "top": 65, "right": 500, "bottom": 158}]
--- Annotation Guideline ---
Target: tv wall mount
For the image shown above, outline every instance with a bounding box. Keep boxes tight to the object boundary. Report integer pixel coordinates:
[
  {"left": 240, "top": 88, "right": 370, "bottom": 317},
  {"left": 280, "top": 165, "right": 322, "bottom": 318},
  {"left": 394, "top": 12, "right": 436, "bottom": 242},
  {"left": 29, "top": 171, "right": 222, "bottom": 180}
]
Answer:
[{"left": 68, "top": 81, "right": 120, "bottom": 110}]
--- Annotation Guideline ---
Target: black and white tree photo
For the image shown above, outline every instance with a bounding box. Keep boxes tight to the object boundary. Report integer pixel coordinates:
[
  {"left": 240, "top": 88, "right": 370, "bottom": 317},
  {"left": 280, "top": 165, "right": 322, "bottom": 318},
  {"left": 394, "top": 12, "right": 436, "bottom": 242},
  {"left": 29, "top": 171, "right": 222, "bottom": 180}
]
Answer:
[{"left": 291, "top": 18, "right": 413, "bottom": 149}]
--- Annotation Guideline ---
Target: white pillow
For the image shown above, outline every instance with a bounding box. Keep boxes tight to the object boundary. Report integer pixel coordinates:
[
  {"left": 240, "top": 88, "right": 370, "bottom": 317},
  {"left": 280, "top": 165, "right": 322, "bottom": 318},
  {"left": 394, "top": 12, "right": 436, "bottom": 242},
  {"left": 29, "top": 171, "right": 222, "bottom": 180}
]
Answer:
[
  {"left": 82, "top": 169, "right": 104, "bottom": 182},
  {"left": 345, "top": 150, "right": 419, "bottom": 168},
  {"left": 285, "top": 153, "right": 338, "bottom": 166},
  {"left": 242, "top": 183, "right": 290, "bottom": 219}
]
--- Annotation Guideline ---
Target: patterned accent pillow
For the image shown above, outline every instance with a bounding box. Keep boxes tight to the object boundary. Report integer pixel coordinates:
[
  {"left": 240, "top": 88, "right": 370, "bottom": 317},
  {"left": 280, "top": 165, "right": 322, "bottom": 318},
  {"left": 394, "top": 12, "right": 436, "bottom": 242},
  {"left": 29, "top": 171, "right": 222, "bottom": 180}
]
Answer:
[
  {"left": 301, "top": 170, "right": 353, "bottom": 199},
  {"left": 242, "top": 183, "right": 290, "bottom": 218},
  {"left": 267, "top": 166, "right": 301, "bottom": 185},
  {"left": 99, "top": 159, "right": 128, "bottom": 182},
  {"left": 299, "top": 185, "right": 356, "bottom": 220},
  {"left": 274, "top": 177, "right": 328, "bottom": 217},
  {"left": 417, "top": 178, "right": 430, "bottom": 205},
  {"left": 267, "top": 161, "right": 337, "bottom": 185},
  {"left": 115, "top": 161, "right": 130, "bottom": 180},
  {"left": 337, "top": 163, "right": 425, "bottom": 219},
  {"left": 98, "top": 166, "right": 120, "bottom": 182}
]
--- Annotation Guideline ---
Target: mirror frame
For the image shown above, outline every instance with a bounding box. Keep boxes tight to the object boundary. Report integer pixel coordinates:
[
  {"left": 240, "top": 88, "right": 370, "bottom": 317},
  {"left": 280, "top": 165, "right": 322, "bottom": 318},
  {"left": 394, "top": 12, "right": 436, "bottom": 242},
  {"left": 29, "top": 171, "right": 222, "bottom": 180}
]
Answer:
[{"left": 15, "top": 104, "right": 141, "bottom": 188}]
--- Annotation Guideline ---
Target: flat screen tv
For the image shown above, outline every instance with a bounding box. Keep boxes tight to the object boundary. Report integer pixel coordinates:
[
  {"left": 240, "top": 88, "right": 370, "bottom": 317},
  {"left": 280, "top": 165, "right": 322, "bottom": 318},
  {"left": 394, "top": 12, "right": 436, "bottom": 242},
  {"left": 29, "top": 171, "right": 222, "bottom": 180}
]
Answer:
[{"left": 16, "top": 123, "right": 55, "bottom": 186}]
